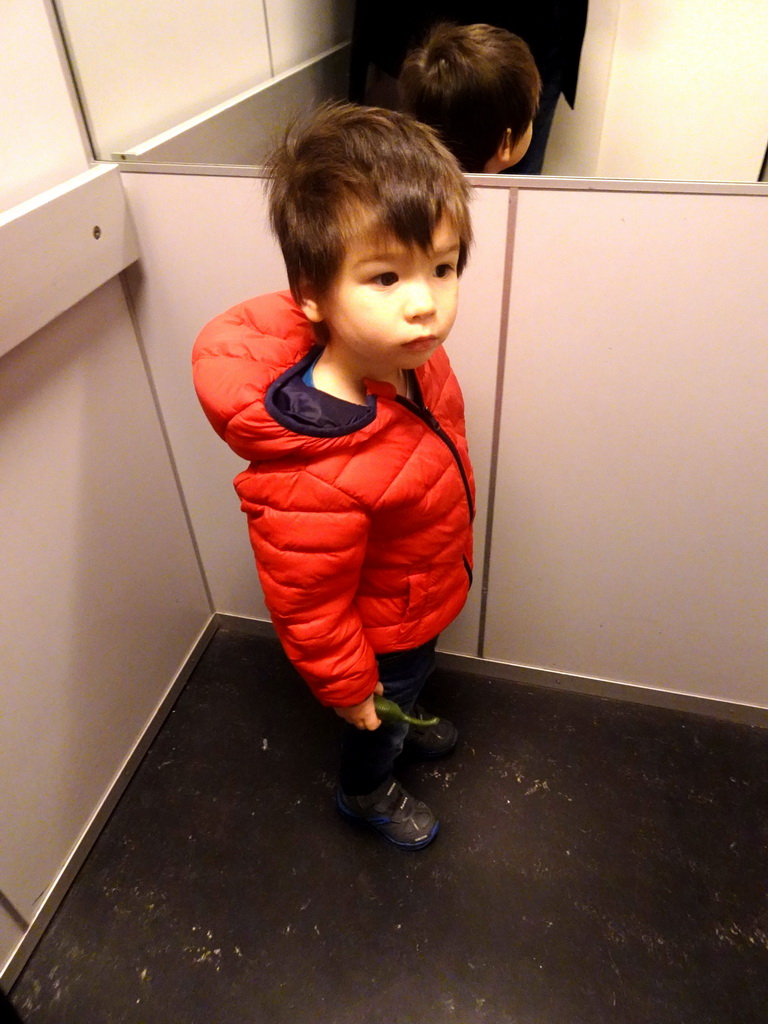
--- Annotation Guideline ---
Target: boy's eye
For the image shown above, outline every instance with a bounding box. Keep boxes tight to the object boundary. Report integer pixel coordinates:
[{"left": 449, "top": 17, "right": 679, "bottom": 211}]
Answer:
[
  {"left": 373, "top": 271, "right": 399, "bottom": 286},
  {"left": 435, "top": 263, "right": 455, "bottom": 279}
]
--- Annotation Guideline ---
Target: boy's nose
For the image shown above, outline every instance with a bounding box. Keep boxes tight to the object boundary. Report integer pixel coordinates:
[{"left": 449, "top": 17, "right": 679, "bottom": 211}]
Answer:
[{"left": 404, "top": 281, "right": 437, "bottom": 319}]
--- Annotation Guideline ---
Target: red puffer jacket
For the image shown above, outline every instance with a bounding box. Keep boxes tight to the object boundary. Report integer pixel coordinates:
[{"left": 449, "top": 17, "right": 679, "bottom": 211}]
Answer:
[{"left": 193, "top": 291, "right": 475, "bottom": 707}]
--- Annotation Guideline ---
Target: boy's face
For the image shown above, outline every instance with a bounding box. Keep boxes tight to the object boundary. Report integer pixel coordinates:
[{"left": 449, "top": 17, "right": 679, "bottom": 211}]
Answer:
[{"left": 300, "top": 216, "right": 461, "bottom": 383}]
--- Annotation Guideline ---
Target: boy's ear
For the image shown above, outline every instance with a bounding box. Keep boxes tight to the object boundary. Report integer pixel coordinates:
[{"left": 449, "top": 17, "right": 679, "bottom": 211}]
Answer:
[
  {"left": 298, "top": 284, "right": 324, "bottom": 323},
  {"left": 496, "top": 127, "right": 514, "bottom": 166},
  {"left": 483, "top": 128, "right": 517, "bottom": 174}
]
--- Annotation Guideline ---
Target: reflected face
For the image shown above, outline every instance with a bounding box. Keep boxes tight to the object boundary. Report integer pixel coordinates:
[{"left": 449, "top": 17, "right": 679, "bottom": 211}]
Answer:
[{"left": 302, "top": 216, "right": 461, "bottom": 384}]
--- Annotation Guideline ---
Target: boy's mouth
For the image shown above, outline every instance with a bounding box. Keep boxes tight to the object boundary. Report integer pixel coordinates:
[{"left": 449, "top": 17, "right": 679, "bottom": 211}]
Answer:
[{"left": 402, "top": 335, "right": 438, "bottom": 352}]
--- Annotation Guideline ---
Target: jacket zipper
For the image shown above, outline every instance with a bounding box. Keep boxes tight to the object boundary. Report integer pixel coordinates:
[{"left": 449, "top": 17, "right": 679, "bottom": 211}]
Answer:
[
  {"left": 395, "top": 397, "right": 475, "bottom": 524},
  {"left": 397, "top": 397, "right": 474, "bottom": 588}
]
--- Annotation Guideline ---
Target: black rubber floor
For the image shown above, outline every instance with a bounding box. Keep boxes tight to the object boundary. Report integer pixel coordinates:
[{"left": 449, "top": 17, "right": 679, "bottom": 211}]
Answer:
[{"left": 10, "top": 625, "right": 768, "bottom": 1023}]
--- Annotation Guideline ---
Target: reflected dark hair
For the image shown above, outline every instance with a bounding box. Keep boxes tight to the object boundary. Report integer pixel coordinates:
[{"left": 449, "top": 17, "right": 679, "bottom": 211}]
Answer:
[
  {"left": 265, "top": 101, "right": 472, "bottom": 305},
  {"left": 400, "top": 22, "right": 541, "bottom": 173}
]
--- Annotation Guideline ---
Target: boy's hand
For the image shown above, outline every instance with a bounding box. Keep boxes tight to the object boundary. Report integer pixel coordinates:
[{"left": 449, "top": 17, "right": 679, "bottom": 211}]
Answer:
[{"left": 334, "top": 681, "right": 385, "bottom": 730}]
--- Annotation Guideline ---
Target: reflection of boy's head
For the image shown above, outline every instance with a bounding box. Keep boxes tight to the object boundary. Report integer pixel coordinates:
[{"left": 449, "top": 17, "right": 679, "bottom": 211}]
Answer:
[
  {"left": 266, "top": 102, "right": 473, "bottom": 310},
  {"left": 400, "top": 22, "right": 541, "bottom": 174}
]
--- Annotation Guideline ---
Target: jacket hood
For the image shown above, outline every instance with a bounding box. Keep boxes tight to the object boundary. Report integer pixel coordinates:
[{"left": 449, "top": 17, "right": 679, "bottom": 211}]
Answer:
[{"left": 193, "top": 291, "right": 393, "bottom": 464}]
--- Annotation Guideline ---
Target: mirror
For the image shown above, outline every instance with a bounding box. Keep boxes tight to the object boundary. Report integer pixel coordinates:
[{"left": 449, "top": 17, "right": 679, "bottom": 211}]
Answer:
[{"left": 53, "top": 0, "right": 768, "bottom": 184}]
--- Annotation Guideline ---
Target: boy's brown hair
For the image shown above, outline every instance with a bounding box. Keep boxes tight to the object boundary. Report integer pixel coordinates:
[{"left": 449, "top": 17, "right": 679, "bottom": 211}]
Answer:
[
  {"left": 265, "top": 101, "right": 472, "bottom": 307},
  {"left": 399, "top": 22, "right": 541, "bottom": 174}
]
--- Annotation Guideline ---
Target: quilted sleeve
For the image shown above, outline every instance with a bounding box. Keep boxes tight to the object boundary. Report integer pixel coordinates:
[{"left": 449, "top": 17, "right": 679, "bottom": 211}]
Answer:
[{"left": 240, "top": 475, "right": 378, "bottom": 708}]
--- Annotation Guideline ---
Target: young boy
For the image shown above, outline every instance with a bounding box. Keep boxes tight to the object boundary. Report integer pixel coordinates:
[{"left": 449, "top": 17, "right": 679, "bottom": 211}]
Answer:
[
  {"left": 399, "top": 22, "right": 541, "bottom": 174},
  {"left": 192, "top": 102, "right": 475, "bottom": 850}
]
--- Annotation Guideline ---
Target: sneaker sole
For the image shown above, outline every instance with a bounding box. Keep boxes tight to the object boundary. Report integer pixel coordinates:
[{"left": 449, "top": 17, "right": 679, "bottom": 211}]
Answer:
[{"left": 335, "top": 791, "right": 439, "bottom": 850}]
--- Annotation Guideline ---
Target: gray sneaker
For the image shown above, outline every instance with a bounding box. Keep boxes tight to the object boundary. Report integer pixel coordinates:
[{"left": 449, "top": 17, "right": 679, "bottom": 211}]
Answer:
[
  {"left": 336, "top": 777, "right": 439, "bottom": 849},
  {"left": 403, "top": 705, "right": 458, "bottom": 760}
]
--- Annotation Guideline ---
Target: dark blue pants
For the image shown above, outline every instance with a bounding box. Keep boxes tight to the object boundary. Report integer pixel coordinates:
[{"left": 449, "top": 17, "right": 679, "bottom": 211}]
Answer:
[{"left": 339, "top": 637, "right": 437, "bottom": 795}]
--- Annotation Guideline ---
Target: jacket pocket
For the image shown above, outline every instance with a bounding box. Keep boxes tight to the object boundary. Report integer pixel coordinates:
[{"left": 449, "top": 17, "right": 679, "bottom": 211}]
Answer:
[{"left": 398, "top": 572, "right": 433, "bottom": 643}]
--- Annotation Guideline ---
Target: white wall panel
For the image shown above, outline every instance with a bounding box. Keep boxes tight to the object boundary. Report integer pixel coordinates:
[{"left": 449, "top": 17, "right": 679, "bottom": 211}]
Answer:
[
  {"left": 117, "top": 46, "right": 351, "bottom": 165},
  {"left": 121, "top": 173, "right": 289, "bottom": 620},
  {"left": 599, "top": 0, "right": 768, "bottom": 181},
  {"left": 56, "top": 0, "right": 272, "bottom": 157},
  {"left": 485, "top": 188, "right": 768, "bottom": 707},
  {"left": 0, "top": 278, "right": 210, "bottom": 924},
  {"left": 544, "top": 0, "right": 768, "bottom": 182},
  {"left": 0, "top": 0, "right": 89, "bottom": 211},
  {"left": 265, "top": 0, "right": 354, "bottom": 75},
  {"left": 438, "top": 185, "right": 510, "bottom": 655}
]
